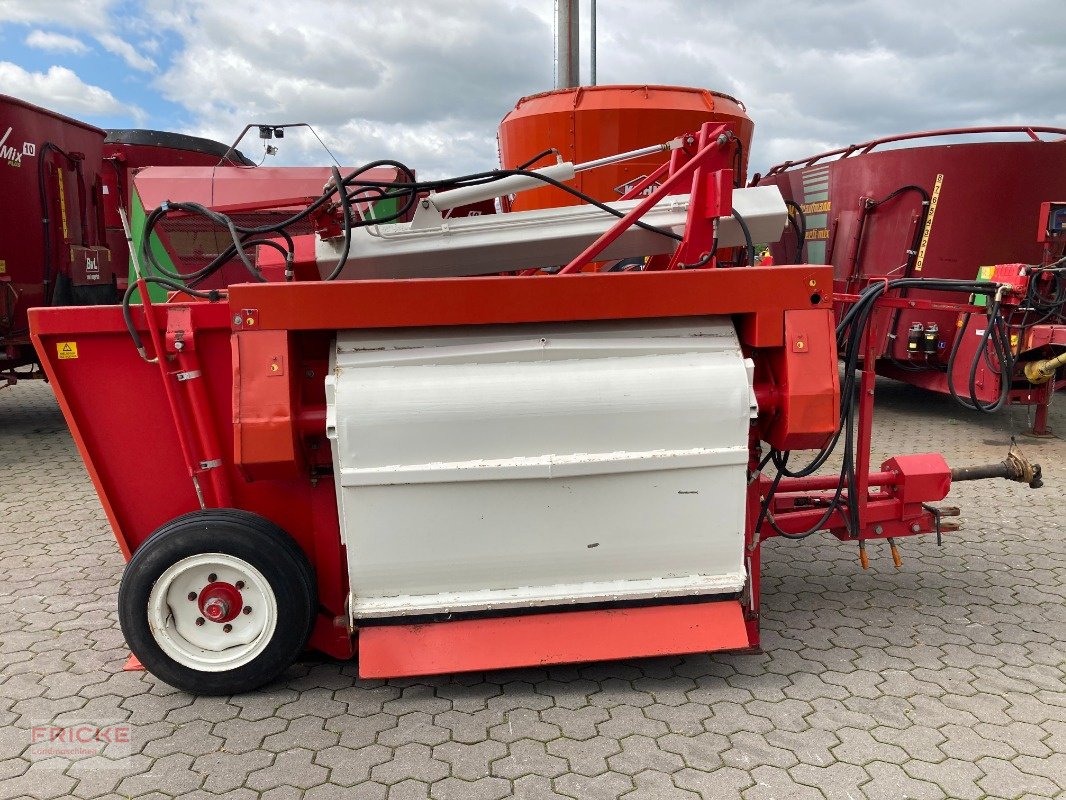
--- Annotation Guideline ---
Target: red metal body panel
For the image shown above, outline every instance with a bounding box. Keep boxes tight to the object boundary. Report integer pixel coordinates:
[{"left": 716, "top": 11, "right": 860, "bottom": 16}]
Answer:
[
  {"left": 358, "top": 601, "right": 748, "bottom": 678},
  {"left": 763, "top": 309, "right": 840, "bottom": 451},
  {"left": 132, "top": 166, "right": 396, "bottom": 213},
  {"left": 29, "top": 301, "right": 352, "bottom": 658},
  {"left": 498, "top": 85, "right": 753, "bottom": 211}
]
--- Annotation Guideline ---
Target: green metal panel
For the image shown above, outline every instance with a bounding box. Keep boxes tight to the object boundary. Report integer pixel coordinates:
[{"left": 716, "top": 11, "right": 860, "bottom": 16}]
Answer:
[{"left": 126, "top": 186, "right": 178, "bottom": 303}]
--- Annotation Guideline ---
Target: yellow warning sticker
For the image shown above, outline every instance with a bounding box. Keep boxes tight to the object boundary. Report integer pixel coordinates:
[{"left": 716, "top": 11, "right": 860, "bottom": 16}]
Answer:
[
  {"left": 57, "top": 342, "right": 78, "bottom": 360},
  {"left": 0, "top": 260, "right": 6, "bottom": 274}
]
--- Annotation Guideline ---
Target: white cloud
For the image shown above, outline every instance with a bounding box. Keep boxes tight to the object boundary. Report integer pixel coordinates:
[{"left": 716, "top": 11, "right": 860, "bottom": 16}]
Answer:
[
  {"left": 0, "top": 0, "right": 116, "bottom": 29},
  {"left": 148, "top": 0, "right": 549, "bottom": 176},
  {"left": 5, "top": 0, "right": 1065, "bottom": 178},
  {"left": 25, "top": 30, "right": 90, "bottom": 54},
  {"left": 140, "top": 0, "right": 1066, "bottom": 179},
  {"left": 2, "top": 1, "right": 155, "bottom": 72},
  {"left": 94, "top": 31, "right": 156, "bottom": 72},
  {"left": 0, "top": 62, "right": 144, "bottom": 123}
]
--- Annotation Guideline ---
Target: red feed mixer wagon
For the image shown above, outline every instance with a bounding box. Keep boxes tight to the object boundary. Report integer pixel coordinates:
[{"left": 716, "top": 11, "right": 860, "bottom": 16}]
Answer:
[
  {"left": 756, "top": 127, "right": 1066, "bottom": 434},
  {"left": 30, "top": 117, "right": 1046, "bottom": 695}
]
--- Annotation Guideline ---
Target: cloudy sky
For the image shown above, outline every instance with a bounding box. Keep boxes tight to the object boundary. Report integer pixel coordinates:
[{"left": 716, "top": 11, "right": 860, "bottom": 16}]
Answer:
[{"left": 1, "top": 0, "right": 1063, "bottom": 178}]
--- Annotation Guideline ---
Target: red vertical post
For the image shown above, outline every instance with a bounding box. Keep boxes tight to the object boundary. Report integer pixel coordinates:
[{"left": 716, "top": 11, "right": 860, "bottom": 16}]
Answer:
[{"left": 854, "top": 311, "right": 879, "bottom": 530}]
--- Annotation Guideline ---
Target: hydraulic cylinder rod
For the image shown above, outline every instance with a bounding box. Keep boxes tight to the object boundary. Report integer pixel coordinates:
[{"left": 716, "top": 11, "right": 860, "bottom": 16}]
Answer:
[{"left": 424, "top": 140, "right": 682, "bottom": 213}]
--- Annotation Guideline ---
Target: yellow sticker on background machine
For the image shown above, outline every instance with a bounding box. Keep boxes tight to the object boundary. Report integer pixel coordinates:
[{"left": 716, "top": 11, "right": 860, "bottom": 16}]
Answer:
[
  {"left": 57, "top": 342, "right": 78, "bottom": 360},
  {"left": 0, "top": 260, "right": 6, "bottom": 274},
  {"left": 914, "top": 173, "right": 944, "bottom": 272}
]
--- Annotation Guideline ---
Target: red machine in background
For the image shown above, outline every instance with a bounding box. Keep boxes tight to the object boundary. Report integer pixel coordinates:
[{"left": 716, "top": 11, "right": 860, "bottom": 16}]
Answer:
[
  {"left": 30, "top": 119, "right": 1043, "bottom": 695},
  {"left": 498, "top": 85, "right": 753, "bottom": 209},
  {"left": 1, "top": 95, "right": 112, "bottom": 376},
  {"left": 0, "top": 93, "right": 251, "bottom": 380},
  {"left": 757, "top": 127, "right": 1066, "bottom": 433}
]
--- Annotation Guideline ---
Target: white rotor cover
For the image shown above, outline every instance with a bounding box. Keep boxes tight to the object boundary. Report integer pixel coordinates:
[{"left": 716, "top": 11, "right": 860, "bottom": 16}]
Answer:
[{"left": 326, "top": 317, "right": 756, "bottom": 619}]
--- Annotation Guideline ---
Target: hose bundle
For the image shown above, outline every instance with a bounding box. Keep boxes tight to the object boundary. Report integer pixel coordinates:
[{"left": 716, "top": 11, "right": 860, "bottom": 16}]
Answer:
[{"left": 755, "top": 278, "right": 1005, "bottom": 541}]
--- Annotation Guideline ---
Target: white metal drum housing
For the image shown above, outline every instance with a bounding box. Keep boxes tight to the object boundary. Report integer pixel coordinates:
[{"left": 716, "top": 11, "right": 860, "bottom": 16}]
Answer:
[{"left": 326, "top": 317, "right": 756, "bottom": 619}]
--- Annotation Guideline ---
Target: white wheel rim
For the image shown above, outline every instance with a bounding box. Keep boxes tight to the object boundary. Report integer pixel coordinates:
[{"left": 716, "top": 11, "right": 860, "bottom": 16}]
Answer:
[{"left": 147, "top": 553, "right": 278, "bottom": 672}]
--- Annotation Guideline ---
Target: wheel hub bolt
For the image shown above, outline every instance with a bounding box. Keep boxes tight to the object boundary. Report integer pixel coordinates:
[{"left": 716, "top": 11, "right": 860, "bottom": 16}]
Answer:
[
  {"left": 208, "top": 573, "right": 217, "bottom": 582},
  {"left": 187, "top": 592, "right": 197, "bottom": 601},
  {"left": 243, "top": 606, "right": 252, "bottom": 615},
  {"left": 223, "top": 624, "right": 233, "bottom": 633},
  {"left": 195, "top": 617, "right": 205, "bottom": 626},
  {"left": 202, "top": 596, "right": 230, "bottom": 621},
  {"left": 235, "top": 581, "right": 245, "bottom": 589}
]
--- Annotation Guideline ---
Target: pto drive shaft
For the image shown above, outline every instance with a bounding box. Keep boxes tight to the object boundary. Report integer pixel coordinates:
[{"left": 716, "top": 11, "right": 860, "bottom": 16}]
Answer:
[
  {"left": 1023, "top": 352, "right": 1066, "bottom": 385},
  {"left": 950, "top": 444, "right": 1043, "bottom": 489}
]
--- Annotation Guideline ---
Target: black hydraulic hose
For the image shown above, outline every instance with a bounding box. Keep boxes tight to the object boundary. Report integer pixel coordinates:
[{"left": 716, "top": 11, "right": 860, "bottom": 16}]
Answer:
[
  {"left": 732, "top": 139, "right": 744, "bottom": 188},
  {"left": 732, "top": 209, "right": 755, "bottom": 266},
  {"left": 37, "top": 142, "right": 80, "bottom": 305},
  {"left": 122, "top": 277, "right": 222, "bottom": 356},
  {"left": 869, "top": 185, "right": 931, "bottom": 362},
  {"left": 142, "top": 202, "right": 267, "bottom": 283},
  {"left": 784, "top": 200, "right": 806, "bottom": 262},
  {"left": 141, "top": 152, "right": 696, "bottom": 287},
  {"left": 517, "top": 149, "right": 559, "bottom": 170},
  {"left": 757, "top": 278, "right": 1004, "bottom": 540},
  {"left": 325, "top": 166, "right": 353, "bottom": 281},
  {"left": 502, "top": 168, "right": 683, "bottom": 242},
  {"left": 946, "top": 301, "right": 1014, "bottom": 414},
  {"left": 677, "top": 239, "right": 718, "bottom": 269}
]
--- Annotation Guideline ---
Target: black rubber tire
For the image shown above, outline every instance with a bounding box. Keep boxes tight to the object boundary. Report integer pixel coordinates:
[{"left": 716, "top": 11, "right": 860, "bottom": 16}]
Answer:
[{"left": 118, "top": 509, "right": 317, "bottom": 695}]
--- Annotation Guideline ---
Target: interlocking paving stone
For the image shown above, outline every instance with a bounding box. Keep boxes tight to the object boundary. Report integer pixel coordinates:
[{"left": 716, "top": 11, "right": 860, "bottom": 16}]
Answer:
[{"left": 1, "top": 378, "right": 1065, "bottom": 799}]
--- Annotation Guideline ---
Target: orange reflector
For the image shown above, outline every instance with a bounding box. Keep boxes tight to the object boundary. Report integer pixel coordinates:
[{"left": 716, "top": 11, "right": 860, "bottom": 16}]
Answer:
[{"left": 358, "top": 600, "right": 749, "bottom": 678}]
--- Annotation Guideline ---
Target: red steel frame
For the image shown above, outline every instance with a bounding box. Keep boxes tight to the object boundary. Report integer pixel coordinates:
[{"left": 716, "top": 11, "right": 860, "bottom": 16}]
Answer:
[{"left": 28, "top": 120, "right": 974, "bottom": 677}]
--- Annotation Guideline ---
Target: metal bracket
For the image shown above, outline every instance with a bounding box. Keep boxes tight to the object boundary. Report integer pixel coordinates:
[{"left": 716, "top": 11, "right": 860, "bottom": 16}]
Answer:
[
  {"left": 198, "top": 459, "right": 223, "bottom": 470},
  {"left": 922, "top": 503, "right": 943, "bottom": 546},
  {"left": 176, "top": 370, "right": 202, "bottom": 382}
]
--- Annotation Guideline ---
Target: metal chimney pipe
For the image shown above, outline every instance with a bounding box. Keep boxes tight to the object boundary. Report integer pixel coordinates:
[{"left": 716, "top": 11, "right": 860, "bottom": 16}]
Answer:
[
  {"left": 590, "top": 0, "right": 596, "bottom": 86},
  {"left": 554, "top": 0, "right": 579, "bottom": 88}
]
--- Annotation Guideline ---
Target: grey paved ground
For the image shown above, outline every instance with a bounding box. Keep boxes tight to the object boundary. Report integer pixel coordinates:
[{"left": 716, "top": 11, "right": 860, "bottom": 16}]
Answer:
[{"left": 0, "top": 378, "right": 1064, "bottom": 799}]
